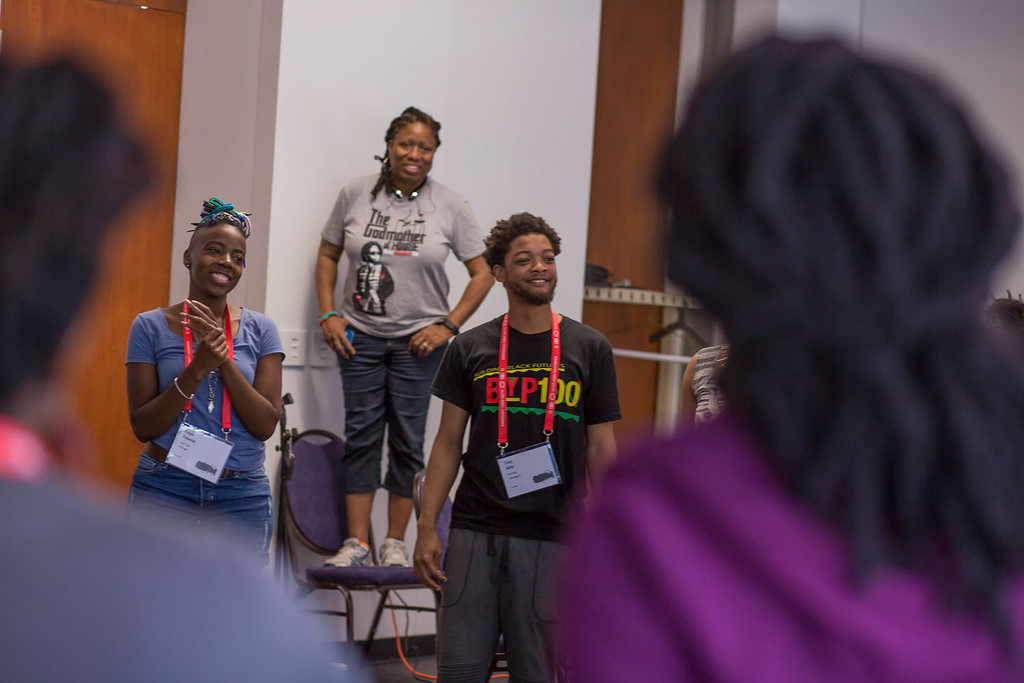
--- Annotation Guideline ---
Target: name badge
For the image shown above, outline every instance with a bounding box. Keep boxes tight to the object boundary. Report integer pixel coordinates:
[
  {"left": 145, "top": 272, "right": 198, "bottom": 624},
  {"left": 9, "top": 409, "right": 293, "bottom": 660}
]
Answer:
[
  {"left": 166, "top": 422, "right": 233, "bottom": 483},
  {"left": 497, "top": 441, "right": 561, "bottom": 498}
]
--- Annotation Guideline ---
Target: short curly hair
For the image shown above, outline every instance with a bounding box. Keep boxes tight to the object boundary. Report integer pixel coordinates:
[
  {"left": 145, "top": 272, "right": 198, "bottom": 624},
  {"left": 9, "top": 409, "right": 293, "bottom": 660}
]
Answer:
[{"left": 484, "top": 212, "right": 561, "bottom": 269}]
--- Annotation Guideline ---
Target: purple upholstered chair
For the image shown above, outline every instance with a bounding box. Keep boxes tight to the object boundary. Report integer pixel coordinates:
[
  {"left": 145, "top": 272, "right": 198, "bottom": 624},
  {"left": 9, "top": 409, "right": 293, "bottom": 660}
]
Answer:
[{"left": 276, "top": 426, "right": 451, "bottom": 656}]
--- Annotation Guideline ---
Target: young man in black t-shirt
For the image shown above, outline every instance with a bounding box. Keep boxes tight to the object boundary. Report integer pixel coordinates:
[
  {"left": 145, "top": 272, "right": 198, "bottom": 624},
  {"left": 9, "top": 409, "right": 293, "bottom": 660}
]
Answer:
[{"left": 414, "top": 212, "right": 620, "bottom": 682}]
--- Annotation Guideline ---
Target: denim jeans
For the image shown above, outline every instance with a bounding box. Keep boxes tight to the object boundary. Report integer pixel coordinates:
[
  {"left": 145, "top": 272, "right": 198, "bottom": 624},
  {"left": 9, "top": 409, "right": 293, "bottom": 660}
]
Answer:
[
  {"left": 127, "top": 454, "right": 272, "bottom": 565},
  {"left": 339, "top": 327, "right": 444, "bottom": 498}
]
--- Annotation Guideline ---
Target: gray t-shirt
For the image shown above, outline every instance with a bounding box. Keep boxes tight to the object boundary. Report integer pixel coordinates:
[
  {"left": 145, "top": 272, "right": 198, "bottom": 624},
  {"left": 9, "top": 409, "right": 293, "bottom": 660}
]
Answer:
[{"left": 321, "top": 174, "right": 485, "bottom": 337}]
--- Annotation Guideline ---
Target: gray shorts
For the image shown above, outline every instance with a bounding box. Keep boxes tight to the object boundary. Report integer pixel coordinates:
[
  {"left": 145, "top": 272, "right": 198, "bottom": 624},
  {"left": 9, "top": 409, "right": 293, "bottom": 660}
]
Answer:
[{"left": 437, "top": 528, "right": 563, "bottom": 683}]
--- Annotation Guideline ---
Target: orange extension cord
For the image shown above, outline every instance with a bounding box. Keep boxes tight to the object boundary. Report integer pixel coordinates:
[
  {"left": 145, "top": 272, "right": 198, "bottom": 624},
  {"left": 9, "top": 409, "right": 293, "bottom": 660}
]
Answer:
[{"left": 389, "top": 596, "right": 509, "bottom": 681}]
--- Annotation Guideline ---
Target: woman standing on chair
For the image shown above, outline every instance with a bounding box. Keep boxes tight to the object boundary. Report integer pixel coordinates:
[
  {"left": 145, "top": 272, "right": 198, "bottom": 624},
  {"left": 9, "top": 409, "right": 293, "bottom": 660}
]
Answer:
[
  {"left": 126, "top": 198, "right": 284, "bottom": 565},
  {"left": 315, "top": 106, "right": 493, "bottom": 568}
]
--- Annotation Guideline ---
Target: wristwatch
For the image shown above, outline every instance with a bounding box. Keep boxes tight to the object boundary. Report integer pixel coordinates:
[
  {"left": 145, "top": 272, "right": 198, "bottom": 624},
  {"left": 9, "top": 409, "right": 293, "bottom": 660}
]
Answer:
[{"left": 438, "top": 319, "right": 460, "bottom": 335}]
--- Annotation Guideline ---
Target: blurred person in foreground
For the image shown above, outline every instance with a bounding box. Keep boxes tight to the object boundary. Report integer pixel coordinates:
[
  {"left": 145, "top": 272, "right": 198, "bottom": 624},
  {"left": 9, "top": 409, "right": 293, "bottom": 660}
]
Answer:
[
  {"left": 0, "top": 58, "right": 361, "bottom": 682},
  {"left": 562, "top": 36, "right": 1024, "bottom": 681}
]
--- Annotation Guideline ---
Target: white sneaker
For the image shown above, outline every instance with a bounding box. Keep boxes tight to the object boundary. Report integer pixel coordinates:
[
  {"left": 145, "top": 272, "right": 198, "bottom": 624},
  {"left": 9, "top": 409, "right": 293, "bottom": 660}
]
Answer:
[
  {"left": 379, "top": 537, "right": 411, "bottom": 567},
  {"left": 324, "top": 537, "right": 370, "bottom": 567}
]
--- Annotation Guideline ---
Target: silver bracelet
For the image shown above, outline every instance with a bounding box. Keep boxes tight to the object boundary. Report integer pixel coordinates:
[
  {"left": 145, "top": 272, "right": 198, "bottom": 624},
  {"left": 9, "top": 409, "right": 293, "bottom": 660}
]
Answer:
[{"left": 173, "top": 376, "right": 194, "bottom": 400}]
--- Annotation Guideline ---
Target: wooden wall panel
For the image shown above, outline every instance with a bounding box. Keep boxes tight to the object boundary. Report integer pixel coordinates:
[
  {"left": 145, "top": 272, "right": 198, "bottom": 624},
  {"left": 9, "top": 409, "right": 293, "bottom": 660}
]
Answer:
[
  {"left": 583, "top": 0, "right": 684, "bottom": 440},
  {"left": 0, "top": 0, "right": 185, "bottom": 488}
]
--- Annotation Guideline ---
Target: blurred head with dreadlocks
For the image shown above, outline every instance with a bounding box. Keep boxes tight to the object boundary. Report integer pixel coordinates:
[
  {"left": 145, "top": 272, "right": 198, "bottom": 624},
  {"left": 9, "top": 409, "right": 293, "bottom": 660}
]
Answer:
[
  {"left": 661, "top": 34, "right": 1024, "bottom": 623},
  {"left": 0, "top": 56, "right": 150, "bottom": 455},
  {"left": 562, "top": 36, "right": 1024, "bottom": 681}
]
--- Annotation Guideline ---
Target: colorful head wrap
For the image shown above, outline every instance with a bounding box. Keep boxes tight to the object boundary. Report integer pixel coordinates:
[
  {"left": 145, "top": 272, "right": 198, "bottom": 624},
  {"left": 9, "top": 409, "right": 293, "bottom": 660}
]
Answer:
[{"left": 190, "top": 197, "right": 252, "bottom": 238}]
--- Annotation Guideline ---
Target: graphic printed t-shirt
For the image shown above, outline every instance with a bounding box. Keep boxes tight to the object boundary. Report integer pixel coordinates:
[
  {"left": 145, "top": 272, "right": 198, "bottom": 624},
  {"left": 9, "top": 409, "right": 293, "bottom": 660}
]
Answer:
[
  {"left": 432, "top": 315, "right": 621, "bottom": 542},
  {"left": 321, "top": 175, "right": 485, "bottom": 337}
]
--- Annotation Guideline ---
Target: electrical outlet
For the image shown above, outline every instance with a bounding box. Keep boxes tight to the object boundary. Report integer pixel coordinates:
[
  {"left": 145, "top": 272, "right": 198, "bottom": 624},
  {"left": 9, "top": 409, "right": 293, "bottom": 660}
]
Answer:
[
  {"left": 281, "top": 329, "right": 307, "bottom": 367},
  {"left": 308, "top": 329, "right": 338, "bottom": 367}
]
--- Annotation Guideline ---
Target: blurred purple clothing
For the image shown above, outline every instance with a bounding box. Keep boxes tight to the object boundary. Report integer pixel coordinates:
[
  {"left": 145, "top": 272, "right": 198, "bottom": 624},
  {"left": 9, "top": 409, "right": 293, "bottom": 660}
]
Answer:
[{"left": 562, "top": 414, "right": 1024, "bottom": 682}]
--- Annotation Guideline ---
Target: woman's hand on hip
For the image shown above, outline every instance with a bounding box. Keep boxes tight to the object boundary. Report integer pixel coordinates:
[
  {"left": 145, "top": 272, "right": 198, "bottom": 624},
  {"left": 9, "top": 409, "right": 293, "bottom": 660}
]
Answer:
[{"left": 409, "top": 324, "right": 453, "bottom": 357}]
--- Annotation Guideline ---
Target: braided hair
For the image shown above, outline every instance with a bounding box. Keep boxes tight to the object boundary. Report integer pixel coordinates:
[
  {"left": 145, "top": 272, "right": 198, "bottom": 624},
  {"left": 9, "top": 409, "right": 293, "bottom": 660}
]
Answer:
[
  {"left": 658, "top": 36, "right": 1024, "bottom": 628},
  {"left": 370, "top": 106, "right": 441, "bottom": 199},
  {"left": 0, "top": 59, "right": 151, "bottom": 406},
  {"left": 190, "top": 197, "right": 251, "bottom": 238}
]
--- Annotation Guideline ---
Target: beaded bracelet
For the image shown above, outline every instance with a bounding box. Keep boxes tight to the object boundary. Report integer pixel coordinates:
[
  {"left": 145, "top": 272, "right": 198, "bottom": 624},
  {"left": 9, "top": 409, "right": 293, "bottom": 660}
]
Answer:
[{"left": 318, "top": 311, "right": 342, "bottom": 327}]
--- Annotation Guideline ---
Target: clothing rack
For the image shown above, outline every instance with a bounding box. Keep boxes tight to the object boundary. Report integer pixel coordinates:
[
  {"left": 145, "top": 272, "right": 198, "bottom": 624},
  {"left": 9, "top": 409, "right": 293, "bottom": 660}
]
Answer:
[
  {"left": 611, "top": 348, "right": 691, "bottom": 364},
  {"left": 584, "top": 286, "right": 709, "bottom": 433}
]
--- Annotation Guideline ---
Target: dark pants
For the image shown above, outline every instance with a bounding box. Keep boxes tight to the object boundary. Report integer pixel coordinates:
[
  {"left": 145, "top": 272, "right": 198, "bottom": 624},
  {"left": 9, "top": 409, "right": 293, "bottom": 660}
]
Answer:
[
  {"left": 438, "top": 528, "right": 563, "bottom": 683},
  {"left": 127, "top": 454, "right": 272, "bottom": 565},
  {"left": 339, "top": 328, "right": 444, "bottom": 497}
]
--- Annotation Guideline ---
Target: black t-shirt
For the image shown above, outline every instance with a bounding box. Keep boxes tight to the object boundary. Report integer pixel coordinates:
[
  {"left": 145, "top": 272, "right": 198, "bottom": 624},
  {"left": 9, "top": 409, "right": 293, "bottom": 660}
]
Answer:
[{"left": 431, "top": 314, "right": 621, "bottom": 542}]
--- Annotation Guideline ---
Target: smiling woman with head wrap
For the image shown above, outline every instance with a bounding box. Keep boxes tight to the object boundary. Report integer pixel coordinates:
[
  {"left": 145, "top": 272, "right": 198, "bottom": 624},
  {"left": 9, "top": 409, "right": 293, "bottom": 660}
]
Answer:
[{"left": 125, "top": 196, "right": 284, "bottom": 566}]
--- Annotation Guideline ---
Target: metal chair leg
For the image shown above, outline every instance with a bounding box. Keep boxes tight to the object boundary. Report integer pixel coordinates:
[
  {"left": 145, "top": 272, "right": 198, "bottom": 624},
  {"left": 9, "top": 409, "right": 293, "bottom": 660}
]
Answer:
[{"left": 364, "top": 589, "right": 391, "bottom": 655}]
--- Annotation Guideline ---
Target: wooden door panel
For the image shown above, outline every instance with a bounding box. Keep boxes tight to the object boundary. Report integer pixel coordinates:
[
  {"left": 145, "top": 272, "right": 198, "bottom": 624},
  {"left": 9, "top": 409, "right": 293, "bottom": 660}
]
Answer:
[
  {"left": 584, "top": 0, "right": 684, "bottom": 437},
  {"left": 0, "top": 0, "right": 185, "bottom": 488}
]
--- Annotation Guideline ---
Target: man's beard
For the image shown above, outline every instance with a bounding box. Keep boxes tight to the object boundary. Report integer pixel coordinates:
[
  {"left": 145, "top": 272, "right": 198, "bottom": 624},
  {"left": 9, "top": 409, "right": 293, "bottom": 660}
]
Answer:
[{"left": 507, "top": 276, "right": 557, "bottom": 306}]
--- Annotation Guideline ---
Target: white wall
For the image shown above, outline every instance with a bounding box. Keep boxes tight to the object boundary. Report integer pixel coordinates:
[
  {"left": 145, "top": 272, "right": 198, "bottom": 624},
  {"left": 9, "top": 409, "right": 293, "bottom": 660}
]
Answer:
[
  {"left": 275, "top": 0, "right": 600, "bottom": 642},
  {"left": 177, "top": 0, "right": 602, "bottom": 643},
  {"left": 171, "top": 0, "right": 281, "bottom": 312},
  {"left": 267, "top": 0, "right": 601, "bottom": 436},
  {"left": 174, "top": 0, "right": 1024, "bottom": 649},
  {"left": 776, "top": 0, "right": 862, "bottom": 43}
]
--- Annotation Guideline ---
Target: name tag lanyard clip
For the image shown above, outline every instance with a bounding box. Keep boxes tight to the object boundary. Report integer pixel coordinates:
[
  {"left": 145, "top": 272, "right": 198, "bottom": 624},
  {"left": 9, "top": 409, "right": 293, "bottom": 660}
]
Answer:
[
  {"left": 497, "top": 309, "right": 560, "bottom": 456},
  {"left": 181, "top": 301, "right": 233, "bottom": 440}
]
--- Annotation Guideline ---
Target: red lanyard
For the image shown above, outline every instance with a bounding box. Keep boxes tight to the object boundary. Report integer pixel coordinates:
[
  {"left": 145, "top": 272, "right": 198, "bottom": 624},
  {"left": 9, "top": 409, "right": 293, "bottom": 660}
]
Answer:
[
  {"left": 181, "top": 301, "right": 234, "bottom": 438},
  {"left": 497, "top": 310, "right": 560, "bottom": 455},
  {"left": 0, "top": 416, "right": 49, "bottom": 482}
]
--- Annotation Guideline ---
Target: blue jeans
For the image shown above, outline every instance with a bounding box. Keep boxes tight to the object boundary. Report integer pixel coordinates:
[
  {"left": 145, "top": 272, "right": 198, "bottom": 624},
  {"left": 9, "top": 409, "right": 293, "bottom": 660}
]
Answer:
[
  {"left": 127, "top": 454, "right": 272, "bottom": 565},
  {"left": 339, "top": 328, "right": 444, "bottom": 497}
]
